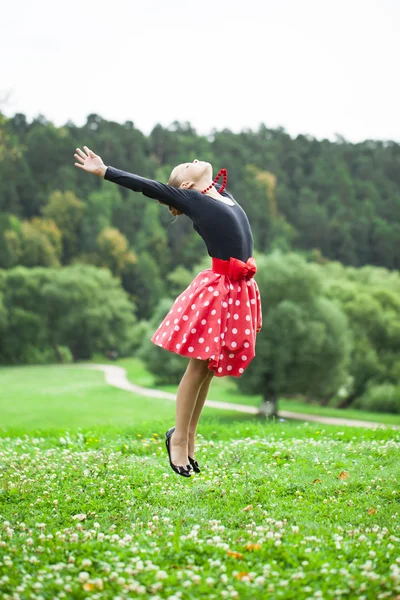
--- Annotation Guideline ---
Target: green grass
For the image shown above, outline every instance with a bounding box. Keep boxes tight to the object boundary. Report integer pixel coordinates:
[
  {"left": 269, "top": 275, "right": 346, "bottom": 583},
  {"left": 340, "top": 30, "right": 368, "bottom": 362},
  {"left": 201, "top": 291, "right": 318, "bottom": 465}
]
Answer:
[
  {"left": 87, "top": 355, "right": 400, "bottom": 426},
  {"left": 0, "top": 421, "right": 398, "bottom": 599},
  {"left": 0, "top": 364, "right": 245, "bottom": 433},
  {"left": 0, "top": 362, "right": 399, "bottom": 598}
]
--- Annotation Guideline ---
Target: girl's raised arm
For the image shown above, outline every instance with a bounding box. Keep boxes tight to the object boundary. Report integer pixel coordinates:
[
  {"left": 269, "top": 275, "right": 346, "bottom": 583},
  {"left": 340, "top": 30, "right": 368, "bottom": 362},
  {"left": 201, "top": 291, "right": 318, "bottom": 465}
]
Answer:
[{"left": 74, "top": 146, "right": 197, "bottom": 216}]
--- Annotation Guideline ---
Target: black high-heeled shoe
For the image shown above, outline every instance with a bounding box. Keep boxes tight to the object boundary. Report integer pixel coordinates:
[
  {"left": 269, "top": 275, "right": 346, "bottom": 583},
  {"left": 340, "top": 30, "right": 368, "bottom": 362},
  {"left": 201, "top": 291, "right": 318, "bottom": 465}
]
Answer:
[
  {"left": 188, "top": 456, "right": 201, "bottom": 473},
  {"left": 165, "top": 427, "right": 191, "bottom": 477}
]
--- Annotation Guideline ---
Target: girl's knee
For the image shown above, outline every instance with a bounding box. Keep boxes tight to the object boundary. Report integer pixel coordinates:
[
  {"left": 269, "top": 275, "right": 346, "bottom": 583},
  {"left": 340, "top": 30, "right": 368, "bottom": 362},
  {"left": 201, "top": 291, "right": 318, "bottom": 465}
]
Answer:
[
  {"left": 189, "top": 357, "right": 212, "bottom": 379},
  {"left": 206, "top": 367, "right": 215, "bottom": 379}
]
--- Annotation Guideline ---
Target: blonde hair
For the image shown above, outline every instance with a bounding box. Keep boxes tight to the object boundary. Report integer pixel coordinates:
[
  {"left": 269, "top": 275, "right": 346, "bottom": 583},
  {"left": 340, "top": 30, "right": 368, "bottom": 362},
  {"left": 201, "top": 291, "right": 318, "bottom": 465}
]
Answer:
[{"left": 165, "top": 170, "right": 184, "bottom": 216}]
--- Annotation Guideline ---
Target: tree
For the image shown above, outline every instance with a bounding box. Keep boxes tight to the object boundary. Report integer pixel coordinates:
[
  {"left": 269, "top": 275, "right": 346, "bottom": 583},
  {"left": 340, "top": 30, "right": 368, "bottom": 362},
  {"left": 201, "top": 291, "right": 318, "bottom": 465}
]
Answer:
[
  {"left": 166, "top": 265, "right": 196, "bottom": 299},
  {"left": 0, "top": 213, "right": 22, "bottom": 268},
  {"left": 324, "top": 267, "right": 400, "bottom": 406},
  {"left": 41, "top": 265, "right": 137, "bottom": 360},
  {"left": 96, "top": 227, "right": 137, "bottom": 276},
  {"left": 137, "top": 298, "right": 187, "bottom": 385},
  {"left": 237, "top": 253, "right": 351, "bottom": 415},
  {"left": 122, "top": 251, "right": 165, "bottom": 320},
  {"left": 80, "top": 187, "right": 116, "bottom": 253},
  {"left": 3, "top": 111, "right": 400, "bottom": 271},
  {"left": 0, "top": 112, "right": 26, "bottom": 215},
  {"left": 18, "top": 221, "right": 61, "bottom": 267},
  {"left": 135, "top": 203, "right": 170, "bottom": 272},
  {"left": 42, "top": 190, "right": 85, "bottom": 263},
  {"left": 0, "top": 265, "right": 138, "bottom": 363}
]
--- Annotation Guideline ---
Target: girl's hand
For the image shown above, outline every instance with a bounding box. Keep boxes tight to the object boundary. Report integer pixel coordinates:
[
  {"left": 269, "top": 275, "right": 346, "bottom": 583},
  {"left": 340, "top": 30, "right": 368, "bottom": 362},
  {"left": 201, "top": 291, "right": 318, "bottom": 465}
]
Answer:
[{"left": 74, "top": 146, "right": 107, "bottom": 177}]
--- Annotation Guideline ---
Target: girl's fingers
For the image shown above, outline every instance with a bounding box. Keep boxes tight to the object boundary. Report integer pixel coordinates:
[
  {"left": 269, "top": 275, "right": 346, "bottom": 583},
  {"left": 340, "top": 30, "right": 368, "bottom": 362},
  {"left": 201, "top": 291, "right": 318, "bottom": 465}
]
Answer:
[
  {"left": 76, "top": 147, "right": 87, "bottom": 159},
  {"left": 74, "top": 153, "right": 85, "bottom": 163},
  {"left": 74, "top": 162, "right": 85, "bottom": 169},
  {"left": 84, "top": 145, "right": 94, "bottom": 156}
]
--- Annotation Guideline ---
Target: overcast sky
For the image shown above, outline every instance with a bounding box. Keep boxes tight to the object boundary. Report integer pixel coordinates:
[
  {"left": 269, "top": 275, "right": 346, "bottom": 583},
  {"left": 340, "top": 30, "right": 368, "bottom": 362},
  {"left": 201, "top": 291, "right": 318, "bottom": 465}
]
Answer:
[{"left": 2, "top": 0, "right": 399, "bottom": 142}]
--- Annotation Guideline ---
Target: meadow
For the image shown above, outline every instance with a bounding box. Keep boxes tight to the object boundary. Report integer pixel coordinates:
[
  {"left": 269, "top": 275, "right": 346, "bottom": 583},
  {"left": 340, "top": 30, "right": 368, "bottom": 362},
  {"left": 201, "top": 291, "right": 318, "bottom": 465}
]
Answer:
[{"left": 0, "top": 360, "right": 399, "bottom": 599}]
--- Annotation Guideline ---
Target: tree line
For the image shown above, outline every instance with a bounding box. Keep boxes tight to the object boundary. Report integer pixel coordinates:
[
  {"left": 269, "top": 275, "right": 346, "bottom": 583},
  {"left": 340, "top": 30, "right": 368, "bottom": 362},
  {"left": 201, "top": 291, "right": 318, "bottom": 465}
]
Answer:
[
  {"left": 0, "top": 111, "right": 399, "bottom": 414},
  {"left": 1, "top": 112, "right": 400, "bottom": 285}
]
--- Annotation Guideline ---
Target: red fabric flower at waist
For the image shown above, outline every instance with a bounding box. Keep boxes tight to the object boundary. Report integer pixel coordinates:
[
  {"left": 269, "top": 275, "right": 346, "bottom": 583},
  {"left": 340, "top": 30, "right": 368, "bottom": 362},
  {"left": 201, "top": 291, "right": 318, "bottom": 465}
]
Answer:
[{"left": 212, "top": 256, "right": 257, "bottom": 281}]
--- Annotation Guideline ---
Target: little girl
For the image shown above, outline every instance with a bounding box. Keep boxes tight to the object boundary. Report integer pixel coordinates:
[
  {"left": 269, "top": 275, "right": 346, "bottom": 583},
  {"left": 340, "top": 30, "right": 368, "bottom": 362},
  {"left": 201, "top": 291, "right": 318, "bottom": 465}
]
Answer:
[{"left": 74, "top": 145, "right": 262, "bottom": 478}]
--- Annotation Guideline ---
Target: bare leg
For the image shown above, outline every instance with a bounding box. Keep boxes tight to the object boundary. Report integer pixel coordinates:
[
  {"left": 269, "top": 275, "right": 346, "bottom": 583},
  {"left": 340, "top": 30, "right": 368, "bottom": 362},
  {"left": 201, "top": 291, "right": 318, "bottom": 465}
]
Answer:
[
  {"left": 170, "top": 358, "right": 212, "bottom": 466},
  {"left": 188, "top": 369, "right": 215, "bottom": 458}
]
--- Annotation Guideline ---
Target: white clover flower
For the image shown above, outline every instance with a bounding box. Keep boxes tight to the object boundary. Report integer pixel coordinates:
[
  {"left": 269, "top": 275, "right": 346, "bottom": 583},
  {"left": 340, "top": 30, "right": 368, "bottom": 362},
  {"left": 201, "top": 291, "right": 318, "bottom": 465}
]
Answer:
[
  {"left": 72, "top": 513, "right": 86, "bottom": 522},
  {"left": 156, "top": 570, "right": 168, "bottom": 580},
  {"left": 78, "top": 571, "right": 90, "bottom": 583},
  {"left": 291, "top": 571, "right": 305, "bottom": 579},
  {"left": 81, "top": 558, "right": 92, "bottom": 568}
]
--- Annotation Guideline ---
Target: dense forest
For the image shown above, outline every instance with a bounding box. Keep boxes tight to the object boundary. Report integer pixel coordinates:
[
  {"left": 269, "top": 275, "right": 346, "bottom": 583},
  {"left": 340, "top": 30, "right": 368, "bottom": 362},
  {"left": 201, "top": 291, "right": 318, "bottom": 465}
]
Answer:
[
  {"left": 1, "top": 112, "right": 400, "bottom": 280},
  {"left": 1, "top": 111, "right": 399, "bottom": 414}
]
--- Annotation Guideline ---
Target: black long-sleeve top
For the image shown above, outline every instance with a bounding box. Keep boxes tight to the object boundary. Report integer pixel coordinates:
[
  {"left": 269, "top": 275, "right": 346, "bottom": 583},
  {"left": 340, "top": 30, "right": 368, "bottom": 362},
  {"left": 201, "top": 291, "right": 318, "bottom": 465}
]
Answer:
[{"left": 104, "top": 166, "right": 254, "bottom": 262}]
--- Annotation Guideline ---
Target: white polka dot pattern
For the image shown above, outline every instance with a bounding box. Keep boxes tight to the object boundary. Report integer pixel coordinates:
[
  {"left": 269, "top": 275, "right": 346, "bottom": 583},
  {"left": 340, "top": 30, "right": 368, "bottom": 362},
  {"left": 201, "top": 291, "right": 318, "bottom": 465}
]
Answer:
[{"left": 150, "top": 264, "right": 262, "bottom": 378}]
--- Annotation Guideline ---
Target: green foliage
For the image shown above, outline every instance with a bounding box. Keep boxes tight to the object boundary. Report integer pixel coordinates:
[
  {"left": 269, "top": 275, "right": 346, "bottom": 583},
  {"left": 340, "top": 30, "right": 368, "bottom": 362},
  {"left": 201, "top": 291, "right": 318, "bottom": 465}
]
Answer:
[
  {"left": 18, "top": 220, "right": 62, "bottom": 267},
  {"left": 80, "top": 186, "right": 117, "bottom": 253},
  {"left": 0, "top": 213, "right": 22, "bottom": 268},
  {"left": 137, "top": 298, "right": 187, "bottom": 385},
  {"left": 42, "top": 190, "right": 85, "bottom": 262},
  {"left": 29, "top": 217, "right": 63, "bottom": 259},
  {"left": 129, "top": 319, "right": 151, "bottom": 353},
  {"left": 323, "top": 263, "right": 400, "bottom": 401},
  {"left": 237, "top": 253, "right": 351, "bottom": 401},
  {"left": 165, "top": 264, "right": 196, "bottom": 298},
  {"left": 2, "top": 112, "right": 400, "bottom": 271},
  {"left": 122, "top": 251, "right": 165, "bottom": 320},
  {"left": 0, "top": 265, "right": 137, "bottom": 363},
  {"left": 354, "top": 383, "right": 400, "bottom": 414},
  {"left": 96, "top": 227, "right": 136, "bottom": 276},
  {"left": 1, "top": 111, "right": 400, "bottom": 412},
  {"left": 135, "top": 203, "right": 169, "bottom": 271}
]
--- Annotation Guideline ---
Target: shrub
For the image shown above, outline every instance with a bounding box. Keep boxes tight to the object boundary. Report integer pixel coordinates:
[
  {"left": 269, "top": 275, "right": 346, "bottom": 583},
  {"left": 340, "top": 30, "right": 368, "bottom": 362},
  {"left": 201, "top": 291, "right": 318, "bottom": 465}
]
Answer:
[{"left": 353, "top": 383, "right": 400, "bottom": 414}]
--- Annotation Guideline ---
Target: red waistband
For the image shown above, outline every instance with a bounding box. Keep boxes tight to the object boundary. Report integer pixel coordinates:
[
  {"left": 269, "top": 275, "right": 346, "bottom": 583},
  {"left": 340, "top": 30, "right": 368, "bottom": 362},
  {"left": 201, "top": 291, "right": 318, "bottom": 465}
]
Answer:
[{"left": 211, "top": 256, "right": 257, "bottom": 280}]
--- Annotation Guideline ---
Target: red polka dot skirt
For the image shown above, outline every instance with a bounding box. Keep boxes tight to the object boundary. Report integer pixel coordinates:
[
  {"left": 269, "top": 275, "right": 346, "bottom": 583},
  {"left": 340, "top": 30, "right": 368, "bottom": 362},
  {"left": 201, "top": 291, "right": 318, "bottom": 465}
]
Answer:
[{"left": 151, "top": 256, "right": 262, "bottom": 377}]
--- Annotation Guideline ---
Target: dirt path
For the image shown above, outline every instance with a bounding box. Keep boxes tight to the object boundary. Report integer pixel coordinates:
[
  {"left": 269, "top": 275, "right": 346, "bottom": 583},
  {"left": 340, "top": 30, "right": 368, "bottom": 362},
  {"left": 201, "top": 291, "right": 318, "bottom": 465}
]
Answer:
[{"left": 85, "top": 364, "right": 400, "bottom": 431}]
